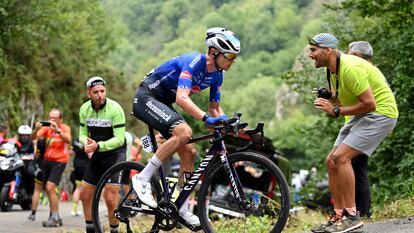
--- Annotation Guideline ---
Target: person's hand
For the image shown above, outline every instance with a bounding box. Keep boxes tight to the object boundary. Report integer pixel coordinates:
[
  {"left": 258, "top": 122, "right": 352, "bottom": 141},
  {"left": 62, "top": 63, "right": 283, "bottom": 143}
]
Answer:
[
  {"left": 205, "top": 114, "right": 228, "bottom": 124},
  {"left": 35, "top": 121, "right": 42, "bottom": 129},
  {"left": 314, "top": 98, "right": 335, "bottom": 116},
  {"left": 84, "top": 137, "right": 98, "bottom": 158},
  {"left": 50, "top": 120, "right": 59, "bottom": 132}
]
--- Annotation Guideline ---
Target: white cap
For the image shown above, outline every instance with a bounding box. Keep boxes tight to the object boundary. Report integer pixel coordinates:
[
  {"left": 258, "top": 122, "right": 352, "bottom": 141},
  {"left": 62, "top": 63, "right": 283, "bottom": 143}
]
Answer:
[{"left": 86, "top": 76, "right": 106, "bottom": 88}]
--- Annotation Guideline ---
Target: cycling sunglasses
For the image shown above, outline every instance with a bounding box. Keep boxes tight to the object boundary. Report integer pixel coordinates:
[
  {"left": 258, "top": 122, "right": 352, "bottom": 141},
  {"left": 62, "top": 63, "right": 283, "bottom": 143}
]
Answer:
[{"left": 222, "top": 52, "right": 237, "bottom": 61}]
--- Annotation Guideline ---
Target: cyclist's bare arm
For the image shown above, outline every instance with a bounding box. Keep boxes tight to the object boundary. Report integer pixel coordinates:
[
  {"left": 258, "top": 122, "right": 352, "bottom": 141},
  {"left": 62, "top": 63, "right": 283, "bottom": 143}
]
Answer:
[
  {"left": 176, "top": 88, "right": 207, "bottom": 120},
  {"left": 208, "top": 102, "right": 224, "bottom": 117}
]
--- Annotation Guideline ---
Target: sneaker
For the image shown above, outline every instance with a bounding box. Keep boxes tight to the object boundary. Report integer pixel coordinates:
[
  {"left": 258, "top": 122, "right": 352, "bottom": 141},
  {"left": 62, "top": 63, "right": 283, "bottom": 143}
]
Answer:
[
  {"left": 132, "top": 175, "right": 157, "bottom": 208},
  {"left": 180, "top": 212, "right": 201, "bottom": 227},
  {"left": 71, "top": 210, "right": 82, "bottom": 216},
  {"left": 311, "top": 213, "right": 341, "bottom": 233},
  {"left": 325, "top": 209, "right": 364, "bottom": 233},
  {"left": 42, "top": 217, "right": 62, "bottom": 227},
  {"left": 28, "top": 213, "right": 36, "bottom": 221}
]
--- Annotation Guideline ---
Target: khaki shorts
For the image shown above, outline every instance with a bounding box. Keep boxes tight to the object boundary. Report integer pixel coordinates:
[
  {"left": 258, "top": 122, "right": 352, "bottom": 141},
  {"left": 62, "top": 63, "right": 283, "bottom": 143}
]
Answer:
[{"left": 334, "top": 113, "right": 397, "bottom": 156}]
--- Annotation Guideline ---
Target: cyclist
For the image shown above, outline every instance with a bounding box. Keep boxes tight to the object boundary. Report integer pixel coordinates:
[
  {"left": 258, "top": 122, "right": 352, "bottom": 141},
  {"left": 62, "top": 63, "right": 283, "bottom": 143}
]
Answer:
[
  {"left": 78, "top": 76, "right": 126, "bottom": 233},
  {"left": 131, "top": 27, "right": 241, "bottom": 227},
  {"left": 308, "top": 33, "right": 398, "bottom": 233}
]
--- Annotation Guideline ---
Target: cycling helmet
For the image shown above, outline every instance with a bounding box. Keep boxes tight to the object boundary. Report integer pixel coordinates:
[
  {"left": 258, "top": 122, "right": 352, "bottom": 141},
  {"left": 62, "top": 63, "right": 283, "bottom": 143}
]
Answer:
[
  {"left": 205, "top": 27, "right": 241, "bottom": 54},
  {"left": 18, "top": 125, "right": 32, "bottom": 135}
]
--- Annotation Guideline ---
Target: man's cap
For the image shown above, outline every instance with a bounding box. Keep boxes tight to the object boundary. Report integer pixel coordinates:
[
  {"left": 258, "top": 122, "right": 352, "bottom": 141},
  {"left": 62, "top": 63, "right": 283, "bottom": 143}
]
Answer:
[
  {"left": 86, "top": 76, "right": 106, "bottom": 88},
  {"left": 308, "top": 33, "right": 339, "bottom": 49}
]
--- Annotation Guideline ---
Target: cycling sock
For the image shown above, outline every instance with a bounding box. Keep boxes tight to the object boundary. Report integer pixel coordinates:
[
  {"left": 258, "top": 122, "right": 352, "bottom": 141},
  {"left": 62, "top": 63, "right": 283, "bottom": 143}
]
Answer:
[
  {"left": 138, "top": 155, "right": 162, "bottom": 181},
  {"left": 345, "top": 207, "right": 357, "bottom": 216},
  {"left": 110, "top": 224, "right": 119, "bottom": 233},
  {"left": 85, "top": 220, "right": 94, "bottom": 233},
  {"left": 72, "top": 202, "right": 78, "bottom": 211},
  {"left": 51, "top": 212, "right": 59, "bottom": 220},
  {"left": 178, "top": 187, "right": 190, "bottom": 216}
]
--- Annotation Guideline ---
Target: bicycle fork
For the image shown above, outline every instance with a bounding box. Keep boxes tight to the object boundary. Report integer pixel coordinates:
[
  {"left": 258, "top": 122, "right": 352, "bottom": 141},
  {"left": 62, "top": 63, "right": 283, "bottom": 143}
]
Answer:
[{"left": 219, "top": 142, "right": 250, "bottom": 210}]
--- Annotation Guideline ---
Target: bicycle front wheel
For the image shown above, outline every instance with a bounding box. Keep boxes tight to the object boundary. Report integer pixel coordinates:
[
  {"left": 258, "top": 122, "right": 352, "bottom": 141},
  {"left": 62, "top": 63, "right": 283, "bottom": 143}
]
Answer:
[
  {"left": 92, "top": 161, "right": 163, "bottom": 233},
  {"left": 197, "top": 152, "right": 290, "bottom": 233}
]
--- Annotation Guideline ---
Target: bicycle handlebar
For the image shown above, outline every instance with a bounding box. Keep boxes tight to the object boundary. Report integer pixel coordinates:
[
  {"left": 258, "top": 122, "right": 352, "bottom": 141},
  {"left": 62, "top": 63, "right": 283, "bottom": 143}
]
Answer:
[
  {"left": 210, "top": 113, "right": 265, "bottom": 149},
  {"left": 189, "top": 113, "right": 265, "bottom": 148}
]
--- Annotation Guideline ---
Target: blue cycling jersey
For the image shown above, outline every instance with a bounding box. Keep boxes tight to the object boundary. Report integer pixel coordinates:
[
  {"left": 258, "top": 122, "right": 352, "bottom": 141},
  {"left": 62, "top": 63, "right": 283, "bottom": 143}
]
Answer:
[{"left": 142, "top": 52, "right": 223, "bottom": 104}]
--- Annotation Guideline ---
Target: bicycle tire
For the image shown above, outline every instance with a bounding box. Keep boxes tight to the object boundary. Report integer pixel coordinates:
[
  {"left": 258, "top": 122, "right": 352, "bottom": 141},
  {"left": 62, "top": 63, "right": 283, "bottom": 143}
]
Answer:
[
  {"left": 92, "top": 161, "right": 163, "bottom": 233},
  {"left": 197, "top": 151, "right": 290, "bottom": 233}
]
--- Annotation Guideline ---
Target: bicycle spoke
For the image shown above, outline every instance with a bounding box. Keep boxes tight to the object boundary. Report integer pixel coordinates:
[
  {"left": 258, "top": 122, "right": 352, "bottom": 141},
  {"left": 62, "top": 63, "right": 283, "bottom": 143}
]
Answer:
[
  {"left": 197, "top": 152, "right": 290, "bottom": 233},
  {"left": 92, "top": 162, "right": 164, "bottom": 233}
]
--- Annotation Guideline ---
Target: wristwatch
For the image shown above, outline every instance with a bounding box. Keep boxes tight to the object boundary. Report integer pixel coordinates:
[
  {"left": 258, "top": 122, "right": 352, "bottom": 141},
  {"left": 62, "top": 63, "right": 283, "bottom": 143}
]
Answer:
[
  {"left": 333, "top": 106, "right": 341, "bottom": 118},
  {"left": 56, "top": 128, "right": 62, "bottom": 134}
]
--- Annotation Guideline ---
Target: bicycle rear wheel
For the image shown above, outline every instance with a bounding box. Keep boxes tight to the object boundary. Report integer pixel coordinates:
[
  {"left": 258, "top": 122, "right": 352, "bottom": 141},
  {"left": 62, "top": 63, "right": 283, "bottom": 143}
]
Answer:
[
  {"left": 197, "top": 152, "right": 290, "bottom": 233},
  {"left": 92, "top": 161, "right": 163, "bottom": 233}
]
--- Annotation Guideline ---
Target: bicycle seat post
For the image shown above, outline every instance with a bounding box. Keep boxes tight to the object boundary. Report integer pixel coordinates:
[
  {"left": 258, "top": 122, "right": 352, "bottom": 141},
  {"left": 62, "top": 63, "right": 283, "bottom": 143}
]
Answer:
[{"left": 148, "top": 125, "right": 158, "bottom": 153}]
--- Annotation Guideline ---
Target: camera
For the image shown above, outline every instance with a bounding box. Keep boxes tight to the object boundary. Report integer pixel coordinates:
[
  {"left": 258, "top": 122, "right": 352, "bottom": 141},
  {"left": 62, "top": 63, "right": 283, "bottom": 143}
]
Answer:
[
  {"left": 316, "top": 87, "right": 332, "bottom": 99},
  {"left": 40, "top": 121, "right": 51, "bottom": 127}
]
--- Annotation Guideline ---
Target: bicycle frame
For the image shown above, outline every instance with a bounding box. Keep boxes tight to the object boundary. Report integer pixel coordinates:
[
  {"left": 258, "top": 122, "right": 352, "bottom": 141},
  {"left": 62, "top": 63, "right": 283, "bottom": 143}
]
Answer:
[{"left": 149, "top": 125, "right": 249, "bottom": 217}]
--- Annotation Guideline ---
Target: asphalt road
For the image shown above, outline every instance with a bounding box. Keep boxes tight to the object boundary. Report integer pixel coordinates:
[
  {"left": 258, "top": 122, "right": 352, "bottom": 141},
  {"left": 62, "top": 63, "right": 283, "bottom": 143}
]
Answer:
[
  {"left": 0, "top": 201, "right": 413, "bottom": 233},
  {"left": 0, "top": 201, "right": 84, "bottom": 233}
]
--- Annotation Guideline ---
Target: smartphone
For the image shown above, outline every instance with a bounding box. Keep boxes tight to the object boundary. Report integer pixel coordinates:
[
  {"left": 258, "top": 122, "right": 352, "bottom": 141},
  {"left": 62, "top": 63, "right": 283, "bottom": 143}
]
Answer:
[{"left": 40, "top": 121, "right": 51, "bottom": 127}]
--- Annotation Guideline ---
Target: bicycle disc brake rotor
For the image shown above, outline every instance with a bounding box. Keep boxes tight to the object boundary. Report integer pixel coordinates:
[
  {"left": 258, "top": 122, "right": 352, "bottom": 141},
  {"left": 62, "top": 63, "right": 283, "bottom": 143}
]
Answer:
[{"left": 156, "top": 201, "right": 179, "bottom": 231}]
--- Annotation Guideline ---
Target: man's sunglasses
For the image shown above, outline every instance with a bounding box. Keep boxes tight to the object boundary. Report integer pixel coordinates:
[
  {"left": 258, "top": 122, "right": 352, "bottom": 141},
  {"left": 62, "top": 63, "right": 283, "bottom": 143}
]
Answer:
[{"left": 222, "top": 52, "right": 237, "bottom": 61}]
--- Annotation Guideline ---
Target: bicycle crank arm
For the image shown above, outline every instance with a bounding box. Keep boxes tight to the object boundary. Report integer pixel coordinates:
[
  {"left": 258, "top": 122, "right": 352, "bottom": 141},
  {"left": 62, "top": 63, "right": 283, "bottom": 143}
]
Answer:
[{"left": 178, "top": 216, "right": 203, "bottom": 232}]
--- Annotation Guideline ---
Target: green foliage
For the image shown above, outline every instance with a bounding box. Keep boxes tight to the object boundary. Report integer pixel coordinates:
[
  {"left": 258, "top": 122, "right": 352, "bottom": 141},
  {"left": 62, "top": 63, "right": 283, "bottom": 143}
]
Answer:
[
  {"left": 0, "top": 0, "right": 121, "bottom": 134},
  {"left": 223, "top": 76, "right": 278, "bottom": 126}
]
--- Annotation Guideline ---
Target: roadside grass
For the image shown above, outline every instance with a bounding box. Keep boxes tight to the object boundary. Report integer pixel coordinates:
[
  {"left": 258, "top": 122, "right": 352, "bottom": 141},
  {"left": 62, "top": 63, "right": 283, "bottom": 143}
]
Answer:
[
  {"left": 371, "top": 197, "right": 414, "bottom": 220},
  {"left": 284, "top": 209, "right": 326, "bottom": 233}
]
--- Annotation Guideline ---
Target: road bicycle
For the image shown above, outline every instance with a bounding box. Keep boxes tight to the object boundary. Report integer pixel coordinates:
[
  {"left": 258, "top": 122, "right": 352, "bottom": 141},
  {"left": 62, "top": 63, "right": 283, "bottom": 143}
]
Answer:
[{"left": 92, "top": 113, "right": 290, "bottom": 232}]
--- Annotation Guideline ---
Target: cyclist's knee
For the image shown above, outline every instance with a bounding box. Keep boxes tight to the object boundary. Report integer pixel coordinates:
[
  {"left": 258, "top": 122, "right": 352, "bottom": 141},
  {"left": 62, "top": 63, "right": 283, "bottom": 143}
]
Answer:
[
  {"left": 172, "top": 123, "right": 192, "bottom": 143},
  {"left": 79, "top": 184, "right": 93, "bottom": 202},
  {"left": 103, "top": 188, "right": 117, "bottom": 208},
  {"left": 45, "top": 182, "right": 56, "bottom": 193}
]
